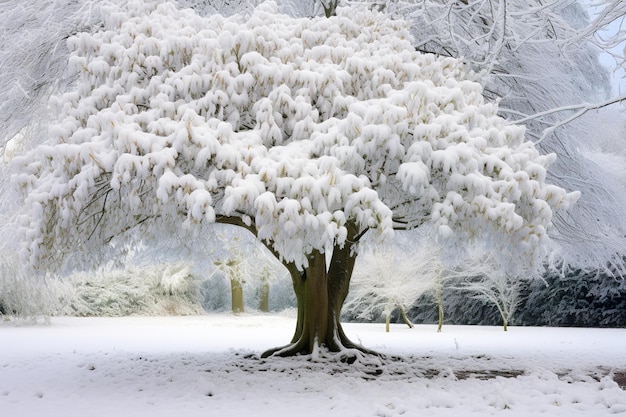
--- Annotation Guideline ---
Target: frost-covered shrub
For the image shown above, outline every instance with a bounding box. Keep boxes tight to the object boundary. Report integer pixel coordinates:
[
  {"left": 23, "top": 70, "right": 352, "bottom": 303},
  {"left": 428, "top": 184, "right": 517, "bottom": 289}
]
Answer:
[
  {"left": 199, "top": 272, "right": 231, "bottom": 312},
  {"left": 58, "top": 263, "right": 204, "bottom": 316},
  {"left": 0, "top": 254, "right": 58, "bottom": 322}
]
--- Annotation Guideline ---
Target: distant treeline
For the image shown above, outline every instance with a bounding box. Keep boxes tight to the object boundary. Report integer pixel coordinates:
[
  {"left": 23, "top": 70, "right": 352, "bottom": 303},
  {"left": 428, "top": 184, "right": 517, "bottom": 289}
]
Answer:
[{"left": 408, "top": 269, "right": 626, "bottom": 328}]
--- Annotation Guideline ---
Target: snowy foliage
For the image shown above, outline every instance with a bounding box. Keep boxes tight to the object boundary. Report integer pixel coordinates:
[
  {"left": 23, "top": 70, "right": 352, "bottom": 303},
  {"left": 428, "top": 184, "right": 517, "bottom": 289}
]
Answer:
[
  {"left": 175, "top": 0, "right": 323, "bottom": 18},
  {"left": 449, "top": 251, "right": 525, "bottom": 330},
  {"left": 56, "top": 262, "right": 204, "bottom": 316},
  {"left": 344, "top": 241, "right": 440, "bottom": 322},
  {"left": 352, "top": 0, "right": 626, "bottom": 273},
  {"left": 0, "top": 0, "right": 105, "bottom": 148},
  {"left": 0, "top": 253, "right": 57, "bottom": 322},
  {"left": 11, "top": 0, "right": 578, "bottom": 276}
]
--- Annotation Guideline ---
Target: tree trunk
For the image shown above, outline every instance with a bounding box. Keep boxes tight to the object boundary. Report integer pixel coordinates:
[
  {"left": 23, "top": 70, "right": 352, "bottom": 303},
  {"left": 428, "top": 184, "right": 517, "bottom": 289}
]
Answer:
[
  {"left": 231, "top": 278, "right": 244, "bottom": 314},
  {"left": 258, "top": 281, "right": 269, "bottom": 313},
  {"left": 437, "top": 281, "right": 444, "bottom": 332},
  {"left": 399, "top": 306, "right": 414, "bottom": 329},
  {"left": 262, "top": 240, "right": 372, "bottom": 358},
  {"left": 322, "top": 0, "right": 338, "bottom": 17}
]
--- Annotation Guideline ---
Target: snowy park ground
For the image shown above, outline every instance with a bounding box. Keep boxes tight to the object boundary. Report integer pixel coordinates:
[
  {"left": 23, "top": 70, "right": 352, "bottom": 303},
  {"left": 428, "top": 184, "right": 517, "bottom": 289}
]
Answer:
[{"left": 2, "top": 313, "right": 626, "bottom": 416}]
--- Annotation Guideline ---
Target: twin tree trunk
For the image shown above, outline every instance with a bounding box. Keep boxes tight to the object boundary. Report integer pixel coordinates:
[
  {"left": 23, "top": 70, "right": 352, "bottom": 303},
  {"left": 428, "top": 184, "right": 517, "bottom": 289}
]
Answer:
[
  {"left": 261, "top": 239, "right": 366, "bottom": 357},
  {"left": 216, "top": 217, "right": 368, "bottom": 358}
]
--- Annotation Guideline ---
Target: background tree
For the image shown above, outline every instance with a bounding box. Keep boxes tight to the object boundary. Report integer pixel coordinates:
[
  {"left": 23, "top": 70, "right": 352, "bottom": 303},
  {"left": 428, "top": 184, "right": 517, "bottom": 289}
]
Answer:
[
  {"left": 516, "top": 267, "right": 626, "bottom": 327},
  {"left": 212, "top": 235, "right": 248, "bottom": 314},
  {"left": 210, "top": 230, "right": 288, "bottom": 313},
  {"left": 10, "top": 1, "right": 578, "bottom": 357},
  {"left": 347, "top": 239, "right": 525, "bottom": 332},
  {"left": 450, "top": 251, "right": 525, "bottom": 331},
  {"left": 344, "top": 242, "right": 441, "bottom": 332}
]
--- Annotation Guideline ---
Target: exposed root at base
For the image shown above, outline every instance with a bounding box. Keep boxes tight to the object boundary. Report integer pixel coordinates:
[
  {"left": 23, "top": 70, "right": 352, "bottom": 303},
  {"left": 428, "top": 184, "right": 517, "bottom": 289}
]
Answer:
[{"left": 261, "top": 341, "right": 384, "bottom": 363}]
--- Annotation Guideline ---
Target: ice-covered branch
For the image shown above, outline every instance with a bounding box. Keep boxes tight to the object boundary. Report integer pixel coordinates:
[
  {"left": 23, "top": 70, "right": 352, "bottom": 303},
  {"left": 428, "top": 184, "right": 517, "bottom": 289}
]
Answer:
[
  {"left": 509, "top": 95, "right": 626, "bottom": 144},
  {"left": 562, "top": 0, "right": 626, "bottom": 50}
]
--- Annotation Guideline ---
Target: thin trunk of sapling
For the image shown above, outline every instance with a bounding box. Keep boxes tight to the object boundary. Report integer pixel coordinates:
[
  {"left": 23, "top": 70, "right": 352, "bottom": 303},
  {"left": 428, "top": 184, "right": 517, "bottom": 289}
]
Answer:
[
  {"left": 399, "top": 306, "right": 414, "bottom": 329},
  {"left": 231, "top": 278, "right": 244, "bottom": 314},
  {"left": 259, "top": 281, "right": 269, "bottom": 313},
  {"left": 437, "top": 281, "right": 444, "bottom": 332}
]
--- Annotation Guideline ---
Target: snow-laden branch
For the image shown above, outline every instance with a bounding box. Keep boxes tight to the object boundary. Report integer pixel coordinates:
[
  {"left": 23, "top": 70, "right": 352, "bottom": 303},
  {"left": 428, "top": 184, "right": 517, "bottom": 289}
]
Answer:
[
  {"left": 507, "top": 95, "right": 626, "bottom": 144},
  {"left": 448, "top": 251, "right": 526, "bottom": 331},
  {"left": 10, "top": 1, "right": 579, "bottom": 275},
  {"left": 345, "top": 241, "right": 441, "bottom": 326},
  {"left": 561, "top": 0, "right": 626, "bottom": 50}
]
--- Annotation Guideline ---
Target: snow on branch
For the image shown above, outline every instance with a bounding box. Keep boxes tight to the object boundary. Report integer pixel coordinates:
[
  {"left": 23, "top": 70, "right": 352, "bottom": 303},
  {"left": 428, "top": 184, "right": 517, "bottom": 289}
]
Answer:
[
  {"left": 562, "top": 0, "right": 626, "bottom": 51},
  {"left": 508, "top": 95, "right": 626, "bottom": 144},
  {"left": 11, "top": 0, "right": 578, "bottom": 274}
]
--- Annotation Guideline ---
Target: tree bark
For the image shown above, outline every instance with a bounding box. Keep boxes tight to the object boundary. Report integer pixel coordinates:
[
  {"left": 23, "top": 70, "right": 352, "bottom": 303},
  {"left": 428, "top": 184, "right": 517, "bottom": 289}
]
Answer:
[
  {"left": 262, "top": 235, "right": 372, "bottom": 357},
  {"left": 399, "top": 306, "right": 414, "bottom": 329},
  {"left": 385, "top": 313, "right": 391, "bottom": 333},
  {"left": 437, "top": 282, "right": 444, "bottom": 332},
  {"left": 322, "top": 0, "right": 338, "bottom": 18},
  {"left": 258, "top": 281, "right": 269, "bottom": 313},
  {"left": 215, "top": 216, "right": 373, "bottom": 358},
  {"left": 231, "top": 278, "right": 244, "bottom": 314}
]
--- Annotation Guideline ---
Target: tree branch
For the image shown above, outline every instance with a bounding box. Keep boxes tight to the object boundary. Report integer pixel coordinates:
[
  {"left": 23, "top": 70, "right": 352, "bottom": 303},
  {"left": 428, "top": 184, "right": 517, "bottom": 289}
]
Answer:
[{"left": 508, "top": 95, "right": 626, "bottom": 144}]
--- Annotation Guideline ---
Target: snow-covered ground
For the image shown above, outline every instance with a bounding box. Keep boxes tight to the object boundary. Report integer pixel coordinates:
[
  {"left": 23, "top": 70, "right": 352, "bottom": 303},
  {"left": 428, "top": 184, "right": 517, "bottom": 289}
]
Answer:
[{"left": 1, "top": 313, "right": 626, "bottom": 416}]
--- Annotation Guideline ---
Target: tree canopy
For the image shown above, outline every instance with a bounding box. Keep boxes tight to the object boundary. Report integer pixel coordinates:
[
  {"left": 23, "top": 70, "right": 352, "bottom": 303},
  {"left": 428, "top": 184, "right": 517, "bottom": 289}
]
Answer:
[{"left": 13, "top": 1, "right": 577, "bottom": 273}]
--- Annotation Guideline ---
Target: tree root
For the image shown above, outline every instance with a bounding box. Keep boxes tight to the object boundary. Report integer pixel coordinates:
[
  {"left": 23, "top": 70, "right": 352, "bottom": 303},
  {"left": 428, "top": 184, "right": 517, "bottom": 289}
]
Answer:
[
  {"left": 261, "top": 337, "right": 309, "bottom": 358},
  {"left": 261, "top": 327, "right": 382, "bottom": 361}
]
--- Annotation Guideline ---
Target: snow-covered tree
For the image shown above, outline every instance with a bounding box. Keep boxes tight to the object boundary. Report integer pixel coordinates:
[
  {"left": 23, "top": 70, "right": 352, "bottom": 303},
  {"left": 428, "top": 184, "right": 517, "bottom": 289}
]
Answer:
[
  {"left": 450, "top": 252, "right": 525, "bottom": 331},
  {"left": 212, "top": 234, "right": 249, "bottom": 313},
  {"left": 345, "top": 240, "right": 440, "bottom": 332},
  {"left": 10, "top": 1, "right": 578, "bottom": 356},
  {"left": 346, "top": 241, "right": 525, "bottom": 332}
]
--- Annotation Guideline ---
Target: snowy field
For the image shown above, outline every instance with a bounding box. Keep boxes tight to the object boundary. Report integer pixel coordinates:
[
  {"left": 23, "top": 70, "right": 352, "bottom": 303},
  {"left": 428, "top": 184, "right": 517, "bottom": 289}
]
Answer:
[{"left": 2, "top": 314, "right": 626, "bottom": 416}]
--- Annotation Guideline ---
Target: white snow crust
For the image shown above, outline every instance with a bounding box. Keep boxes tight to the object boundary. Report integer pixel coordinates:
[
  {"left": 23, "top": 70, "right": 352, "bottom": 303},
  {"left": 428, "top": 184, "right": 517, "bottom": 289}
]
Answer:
[{"left": 1, "top": 315, "right": 625, "bottom": 416}]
